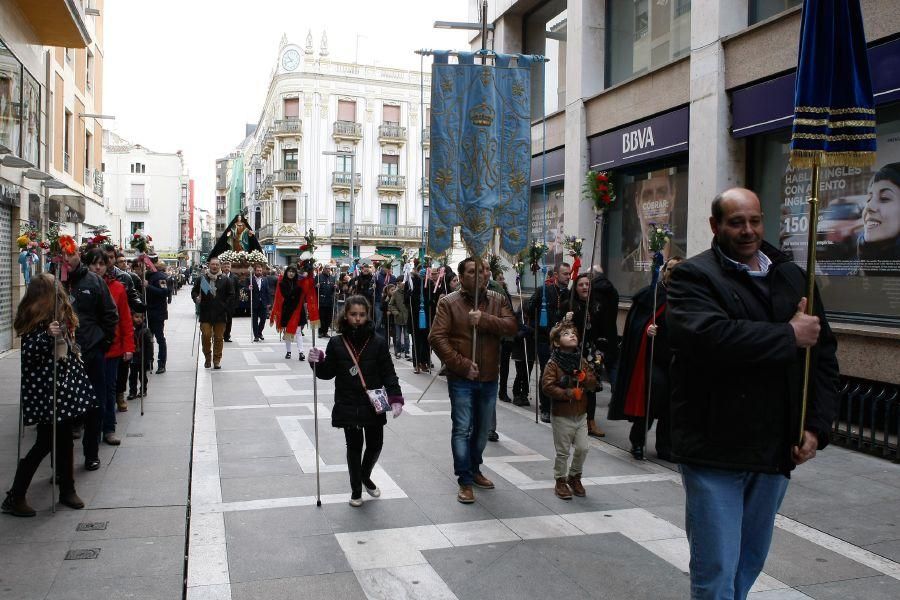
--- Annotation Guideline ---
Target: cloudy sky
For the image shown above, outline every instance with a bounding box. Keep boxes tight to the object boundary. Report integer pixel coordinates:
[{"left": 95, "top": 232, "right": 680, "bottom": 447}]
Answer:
[{"left": 103, "top": 0, "right": 472, "bottom": 213}]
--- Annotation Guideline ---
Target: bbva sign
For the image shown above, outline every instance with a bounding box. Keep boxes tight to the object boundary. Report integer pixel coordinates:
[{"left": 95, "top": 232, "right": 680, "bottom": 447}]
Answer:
[{"left": 622, "top": 126, "right": 655, "bottom": 154}]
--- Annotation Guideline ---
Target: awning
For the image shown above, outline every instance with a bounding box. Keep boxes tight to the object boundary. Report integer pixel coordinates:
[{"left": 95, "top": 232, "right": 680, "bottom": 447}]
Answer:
[{"left": 11, "top": 0, "right": 91, "bottom": 47}]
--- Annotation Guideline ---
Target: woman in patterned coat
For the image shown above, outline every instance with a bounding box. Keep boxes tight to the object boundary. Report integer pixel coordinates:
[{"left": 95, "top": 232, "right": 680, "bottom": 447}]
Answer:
[{"left": 3, "top": 274, "right": 96, "bottom": 517}]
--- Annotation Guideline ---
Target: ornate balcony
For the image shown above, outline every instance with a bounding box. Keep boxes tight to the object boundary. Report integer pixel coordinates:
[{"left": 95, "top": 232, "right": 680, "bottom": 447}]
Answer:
[
  {"left": 332, "top": 120, "right": 362, "bottom": 143},
  {"left": 261, "top": 128, "right": 274, "bottom": 157},
  {"left": 274, "top": 168, "right": 301, "bottom": 187},
  {"left": 378, "top": 124, "right": 407, "bottom": 146},
  {"left": 258, "top": 223, "right": 274, "bottom": 243},
  {"left": 260, "top": 174, "right": 274, "bottom": 197},
  {"left": 126, "top": 197, "right": 149, "bottom": 212},
  {"left": 331, "top": 171, "right": 361, "bottom": 191},
  {"left": 274, "top": 118, "right": 302, "bottom": 137},
  {"left": 330, "top": 223, "right": 423, "bottom": 242},
  {"left": 377, "top": 174, "right": 406, "bottom": 194}
]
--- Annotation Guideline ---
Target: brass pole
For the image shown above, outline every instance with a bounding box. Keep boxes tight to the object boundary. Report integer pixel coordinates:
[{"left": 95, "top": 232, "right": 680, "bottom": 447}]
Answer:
[{"left": 799, "top": 164, "right": 820, "bottom": 446}]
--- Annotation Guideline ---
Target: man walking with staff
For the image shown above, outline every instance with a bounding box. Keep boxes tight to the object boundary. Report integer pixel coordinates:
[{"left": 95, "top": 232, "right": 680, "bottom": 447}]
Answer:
[
  {"left": 430, "top": 257, "right": 516, "bottom": 504},
  {"left": 191, "top": 257, "right": 234, "bottom": 370},
  {"left": 666, "top": 188, "right": 839, "bottom": 599}
]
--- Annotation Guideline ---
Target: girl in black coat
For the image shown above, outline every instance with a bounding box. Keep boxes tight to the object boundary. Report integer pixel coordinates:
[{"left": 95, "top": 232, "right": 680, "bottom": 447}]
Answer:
[{"left": 308, "top": 295, "right": 404, "bottom": 506}]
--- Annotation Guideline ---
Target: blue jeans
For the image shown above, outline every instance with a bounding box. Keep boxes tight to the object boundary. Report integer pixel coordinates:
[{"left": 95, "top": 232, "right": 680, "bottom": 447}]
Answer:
[
  {"left": 102, "top": 357, "right": 121, "bottom": 434},
  {"left": 448, "top": 379, "right": 498, "bottom": 485},
  {"left": 394, "top": 324, "right": 409, "bottom": 354},
  {"left": 681, "top": 464, "right": 789, "bottom": 600}
]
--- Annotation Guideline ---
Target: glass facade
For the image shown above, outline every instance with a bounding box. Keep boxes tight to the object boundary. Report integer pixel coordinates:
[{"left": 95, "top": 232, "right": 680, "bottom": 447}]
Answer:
[
  {"left": 523, "top": 0, "right": 567, "bottom": 119},
  {"left": 606, "top": 0, "right": 691, "bottom": 87},
  {"left": 604, "top": 159, "right": 689, "bottom": 298},
  {"left": 528, "top": 182, "right": 565, "bottom": 281},
  {"left": 748, "top": 103, "right": 900, "bottom": 322},
  {"left": 0, "top": 40, "right": 23, "bottom": 157},
  {"left": 749, "top": 0, "right": 802, "bottom": 25}
]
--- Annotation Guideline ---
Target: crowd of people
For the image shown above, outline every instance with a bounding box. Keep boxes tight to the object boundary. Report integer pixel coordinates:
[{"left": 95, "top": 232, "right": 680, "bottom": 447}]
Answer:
[{"left": 5, "top": 188, "right": 840, "bottom": 600}]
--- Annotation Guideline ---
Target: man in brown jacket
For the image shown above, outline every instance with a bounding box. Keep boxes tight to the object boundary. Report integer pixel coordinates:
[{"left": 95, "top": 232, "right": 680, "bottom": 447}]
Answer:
[{"left": 430, "top": 257, "right": 517, "bottom": 503}]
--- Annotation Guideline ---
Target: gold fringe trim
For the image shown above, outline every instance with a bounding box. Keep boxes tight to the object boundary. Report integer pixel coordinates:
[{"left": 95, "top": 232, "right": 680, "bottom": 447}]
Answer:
[
  {"left": 793, "top": 118, "right": 876, "bottom": 128},
  {"left": 795, "top": 105, "right": 876, "bottom": 115},
  {"left": 791, "top": 132, "right": 876, "bottom": 141},
  {"left": 788, "top": 150, "right": 877, "bottom": 169}
]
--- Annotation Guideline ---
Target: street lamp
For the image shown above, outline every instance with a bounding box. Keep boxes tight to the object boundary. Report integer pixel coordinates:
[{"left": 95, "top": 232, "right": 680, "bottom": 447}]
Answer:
[{"left": 322, "top": 150, "right": 356, "bottom": 263}]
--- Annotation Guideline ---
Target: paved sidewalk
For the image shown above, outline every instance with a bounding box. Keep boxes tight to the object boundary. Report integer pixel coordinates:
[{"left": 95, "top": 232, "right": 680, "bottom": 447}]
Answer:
[
  {"left": 0, "top": 289, "right": 198, "bottom": 600},
  {"left": 3, "top": 293, "right": 900, "bottom": 600},
  {"left": 185, "top": 317, "right": 900, "bottom": 600}
]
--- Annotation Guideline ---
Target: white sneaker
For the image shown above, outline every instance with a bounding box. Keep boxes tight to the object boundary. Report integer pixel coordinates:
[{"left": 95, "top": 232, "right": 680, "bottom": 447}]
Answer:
[
  {"left": 364, "top": 484, "right": 381, "bottom": 498},
  {"left": 349, "top": 496, "right": 363, "bottom": 507}
]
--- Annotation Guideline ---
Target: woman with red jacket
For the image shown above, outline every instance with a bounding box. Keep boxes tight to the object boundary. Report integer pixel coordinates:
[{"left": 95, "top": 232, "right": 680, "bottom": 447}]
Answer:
[
  {"left": 84, "top": 249, "right": 134, "bottom": 445},
  {"left": 270, "top": 262, "right": 319, "bottom": 361}
]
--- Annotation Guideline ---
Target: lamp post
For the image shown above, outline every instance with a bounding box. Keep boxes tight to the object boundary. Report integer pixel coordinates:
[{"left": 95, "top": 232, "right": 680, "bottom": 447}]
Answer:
[{"left": 322, "top": 150, "right": 356, "bottom": 263}]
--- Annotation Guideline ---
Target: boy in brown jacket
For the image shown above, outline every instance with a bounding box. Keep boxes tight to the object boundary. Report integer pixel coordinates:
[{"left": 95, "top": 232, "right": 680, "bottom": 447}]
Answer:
[{"left": 541, "top": 319, "right": 599, "bottom": 499}]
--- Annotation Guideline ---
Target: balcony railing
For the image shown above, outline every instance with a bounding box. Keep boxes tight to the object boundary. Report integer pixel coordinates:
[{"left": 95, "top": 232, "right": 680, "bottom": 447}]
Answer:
[
  {"left": 258, "top": 224, "right": 274, "bottom": 242},
  {"left": 274, "top": 168, "right": 301, "bottom": 186},
  {"left": 332, "top": 171, "right": 362, "bottom": 189},
  {"left": 378, "top": 174, "right": 406, "bottom": 190},
  {"left": 260, "top": 174, "right": 274, "bottom": 196},
  {"left": 333, "top": 120, "right": 362, "bottom": 141},
  {"left": 330, "top": 223, "right": 423, "bottom": 240},
  {"left": 378, "top": 124, "right": 407, "bottom": 144},
  {"left": 64, "top": 152, "right": 70, "bottom": 173},
  {"left": 126, "top": 197, "right": 149, "bottom": 212},
  {"left": 93, "top": 170, "right": 103, "bottom": 196},
  {"left": 274, "top": 118, "right": 302, "bottom": 137}
]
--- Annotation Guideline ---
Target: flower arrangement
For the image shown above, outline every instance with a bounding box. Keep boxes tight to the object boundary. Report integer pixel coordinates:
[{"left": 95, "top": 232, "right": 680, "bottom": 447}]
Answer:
[
  {"left": 86, "top": 225, "right": 113, "bottom": 249},
  {"left": 46, "top": 224, "right": 77, "bottom": 256},
  {"left": 487, "top": 253, "right": 503, "bottom": 280},
  {"left": 563, "top": 235, "right": 583, "bottom": 258},
  {"left": 298, "top": 229, "right": 317, "bottom": 257},
  {"left": 526, "top": 240, "right": 549, "bottom": 274},
  {"left": 583, "top": 170, "right": 616, "bottom": 212},
  {"left": 648, "top": 222, "right": 674, "bottom": 254},
  {"left": 17, "top": 222, "right": 43, "bottom": 251},
  {"left": 247, "top": 250, "right": 268, "bottom": 265},
  {"left": 130, "top": 230, "right": 153, "bottom": 254}
]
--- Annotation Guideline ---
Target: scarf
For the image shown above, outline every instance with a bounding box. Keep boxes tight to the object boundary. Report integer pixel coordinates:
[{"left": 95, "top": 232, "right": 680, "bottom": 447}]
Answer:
[
  {"left": 344, "top": 321, "right": 374, "bottom": 347},
  {"left": 551, "top": 348, "right": 582, "bottom": 376},
  {"left": 202, "top": 272, "right": 220, "bottom": 297}
]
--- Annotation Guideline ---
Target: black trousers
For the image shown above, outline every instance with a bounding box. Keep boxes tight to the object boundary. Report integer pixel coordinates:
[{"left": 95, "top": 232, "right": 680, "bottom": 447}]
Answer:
[
  {"left": 11, "top": 421, "right": 76, "bottom": 496},
  {"left": 343, "top": 425, "right": 384, "bottom": 497},
  {"left": 129, "top": 357, "right": 150, "bottom": 395},
  {"left": 498, "top": 340, "right": 513, "bottom": 398},
  {"left": 319, "top": 305, "right": 334, "bottom": 335},
  {"left": 251, "top": 304, "right": 267, "bottom": 339},
  {"left": 629, "top": 412, "right": 671, "bottom": 455},
  {"left": 224, "top": 313, "right": 233, "bottom": 340},
  {"left": 81, "top": 350, "right": 104, "bottom": 461},
  {"left": 116, "top": 358, "right": 129, "bottom": 395},
  {"left": 149, "top": 318, "right": 167, "bottom": 366}
]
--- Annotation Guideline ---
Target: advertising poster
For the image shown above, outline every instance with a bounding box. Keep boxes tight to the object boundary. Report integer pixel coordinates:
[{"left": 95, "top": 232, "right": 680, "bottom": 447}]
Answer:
[
  {"left": 620, "top": 168, "right": 688, "bottom": 272},
  {"left": 529, "top": 187, "right": 565, "bottom": 271},
  {"left": 779, "top": 133, "right": 900, "bottom": 276}
]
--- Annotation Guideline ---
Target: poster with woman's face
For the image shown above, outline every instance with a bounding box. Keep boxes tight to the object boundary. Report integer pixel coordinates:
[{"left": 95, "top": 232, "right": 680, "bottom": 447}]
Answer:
[{"left": 779, "top": 129, "right": 900, "bottom": 275}]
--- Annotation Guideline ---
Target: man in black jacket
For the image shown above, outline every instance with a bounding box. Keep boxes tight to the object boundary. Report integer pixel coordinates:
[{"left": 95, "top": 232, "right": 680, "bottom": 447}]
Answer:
[
  {"left": 192, "top": 257, "right": 234, "bottom": 369},
  {"left": 63, "top": 250, "right": 119, "bottom": 470},
  {"left": 317, "top": 266, "right": 336, "bottom": 338},
  {"left": 525, "top": 262, "right": 571, "bottom": 422},
  {"left": 667, "top": 188, "right": 839, "bottom": 600},
  {"left": 249, "top": 264, "right": 271, "bottom": 342},
  {"left": 134, "top": 256, "right": 170, "bottom": 374}
]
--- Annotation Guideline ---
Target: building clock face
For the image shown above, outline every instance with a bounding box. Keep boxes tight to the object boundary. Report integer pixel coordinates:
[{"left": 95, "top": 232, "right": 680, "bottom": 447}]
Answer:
[{"left": 282, "top": 49, "right": 300, "bottom": 71}]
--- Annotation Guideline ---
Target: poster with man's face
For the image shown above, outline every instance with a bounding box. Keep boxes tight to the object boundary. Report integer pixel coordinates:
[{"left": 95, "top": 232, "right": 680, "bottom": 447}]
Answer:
[{"left": 621, "top": 168, "right": 688, "bottom": 272}]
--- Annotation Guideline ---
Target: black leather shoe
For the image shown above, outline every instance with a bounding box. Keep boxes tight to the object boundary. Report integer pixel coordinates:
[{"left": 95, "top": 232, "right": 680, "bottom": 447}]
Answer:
[
  {"left": 631, "top": 446, "right": 645, "bottom": 460},
  {"left": 85, "top": 458, "right": 101, "bottom": 471},
  {"left": 285, "top": 352, "right": 291, "bottom": 359},
  {"left": 155, "top": 366, "right": 166, "bottom": 374},
  {"left": 512, "top": 396, "right": 530, "bottom": 407},
  {"left": 297, "top": 352, "right": 305, "bottom": 361},
  {"left": 224, "top": 338, "right": 232, "bottom": 343},
  {"left": 540, "top": 411, "right": 551, "bottom": 423},
  {"left": 498, "top": 394, "right": 512, "bottom": 403},
  {"left": 259, "top": 336, "right": 265, "bottom": 341},
  {"left": 487, "top": 431, "right": 499, "bottom": 442}
]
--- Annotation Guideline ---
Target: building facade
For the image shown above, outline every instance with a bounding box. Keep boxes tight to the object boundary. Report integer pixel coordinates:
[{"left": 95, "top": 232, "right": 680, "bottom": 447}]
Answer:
[
  {"left": 0, "top": 0, "right": 97, "bottom": 352},
  {"left": 480, "top": 0, "right": 899, "bottom": 385},
  {"left": 102, "top": 130, "right": 187, "bottom": 263},
  {"left": 234, "top": 33, "right": 431, "bottom": 266}
]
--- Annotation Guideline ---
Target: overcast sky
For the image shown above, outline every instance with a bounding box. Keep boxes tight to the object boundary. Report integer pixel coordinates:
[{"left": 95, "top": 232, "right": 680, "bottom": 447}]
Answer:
[{"left": 103, "top": 0, "right": 472, "bottom": 214}]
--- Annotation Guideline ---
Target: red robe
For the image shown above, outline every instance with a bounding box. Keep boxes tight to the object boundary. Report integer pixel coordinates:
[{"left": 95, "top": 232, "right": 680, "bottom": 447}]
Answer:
[{"left": 270, "top": 273, "right": 320, "bottom": 339}]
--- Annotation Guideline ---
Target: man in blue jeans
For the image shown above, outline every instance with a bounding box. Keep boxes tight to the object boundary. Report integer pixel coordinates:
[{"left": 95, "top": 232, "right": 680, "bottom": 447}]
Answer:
[
  {"left": 667, "top": 188, "right": 839, "bottom": 600},
  {"left": 430, "top": 257, "right": 517, "bottom": 503}
]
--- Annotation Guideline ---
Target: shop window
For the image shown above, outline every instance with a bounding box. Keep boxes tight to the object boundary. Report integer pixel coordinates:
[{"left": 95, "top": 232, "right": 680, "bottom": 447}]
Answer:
[
  {"left": 523, "top": 0, "right": 567, "bottom": 119},
  {"left": 528, "top": 183, "right": 566, "bottom": 278},
  {"left": 604, "top": 161, "right": 689, "bottom": 298},
  {"left": 607, "top": 0, "right": 691, "bottom": 87},
  {"left": 748, "top": 103, "right": 900, "bottom": 322},
  {"left": 22, "top": 70, "right": 39, "bottom": 165},
  {"left": 749, "top": 0, "right": 801, "bottom": 25}
]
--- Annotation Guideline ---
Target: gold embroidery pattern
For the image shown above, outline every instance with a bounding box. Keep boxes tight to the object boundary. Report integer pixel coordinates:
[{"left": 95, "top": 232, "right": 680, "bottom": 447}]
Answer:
[
  {"left": 792, "top": 118, "right": 876, "bottom": 128},
  {"left": 794, "top": 106, "right": 876, "bottom": 115},
  {"left": 791, "top": 133, "right": 876, "bottom": 141}
]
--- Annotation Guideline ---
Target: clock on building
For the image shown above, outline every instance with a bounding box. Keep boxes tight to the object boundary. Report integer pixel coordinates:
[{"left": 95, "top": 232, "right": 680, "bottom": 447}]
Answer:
[{"left": 282, "top": 49, "right": 300, "bottom": 71}]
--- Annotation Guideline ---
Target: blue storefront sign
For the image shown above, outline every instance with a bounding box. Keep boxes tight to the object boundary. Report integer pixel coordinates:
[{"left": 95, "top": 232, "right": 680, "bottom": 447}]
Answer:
[
  {"left": 588, "top": 106, "right": 690, "bottom": 170},
  {"left": 263, "top": 244, "right": 276, "bottom": 253}
]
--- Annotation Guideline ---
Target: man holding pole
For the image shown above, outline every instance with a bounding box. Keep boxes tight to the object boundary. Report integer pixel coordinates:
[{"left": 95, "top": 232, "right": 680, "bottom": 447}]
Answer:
[
  {"left": 430, "top": 257, "right": 516, "bottom": 504},
  {"left": 666, "top": 188, "right": 839, "bottom": 599}
]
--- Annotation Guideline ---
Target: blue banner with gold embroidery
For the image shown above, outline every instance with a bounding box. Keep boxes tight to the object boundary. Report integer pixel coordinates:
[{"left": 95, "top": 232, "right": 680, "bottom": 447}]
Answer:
[
  {"left": 789, "top": 0, "right": 876, "bottom": 168},
  {"left": 428, "top": 52, "right": 532, "bottom": 256}
]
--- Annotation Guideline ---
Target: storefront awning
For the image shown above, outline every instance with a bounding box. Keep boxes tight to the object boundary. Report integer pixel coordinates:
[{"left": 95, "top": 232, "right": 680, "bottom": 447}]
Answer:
[
  {"left": 588, "top": 107, "right": 690, "bottom": 170},
  {"left": 530, "top": 147, "right": 565, "bottom": 186},
  {"left": 12, "top": 0, "right": 91, "bottom": 47}
]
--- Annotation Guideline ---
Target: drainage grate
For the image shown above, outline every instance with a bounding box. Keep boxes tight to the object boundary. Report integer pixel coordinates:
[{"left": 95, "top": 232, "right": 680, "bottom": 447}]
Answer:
[
  {"left": 65, "top": 548, "right": 101, "bottom": 560},
  {"left": 126, "top": 433, "right": 144, "bottom": 437},
  {"left": 76, "top": 521, "right": 108, "bottom": 532}
]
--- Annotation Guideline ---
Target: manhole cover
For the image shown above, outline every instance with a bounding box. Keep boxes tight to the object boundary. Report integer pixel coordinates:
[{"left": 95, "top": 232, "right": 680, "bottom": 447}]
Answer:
[
  {"left": 76, "top": 521, "right": 108, "bottom": 532},
  {"left": 126, "top": 433, "right": 144, "bottom": 437},
  {"left": 65, "top": 548, "right": 101, "bottom": 560}
]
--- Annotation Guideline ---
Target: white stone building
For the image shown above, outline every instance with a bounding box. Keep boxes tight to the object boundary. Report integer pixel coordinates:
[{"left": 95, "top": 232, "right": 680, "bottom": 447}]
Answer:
[
  {"left": 239, "top": 32, "right": 431, "bottom": 266},
  {"left": 102, "top": 130, "right": 187, "bottom": 262}
]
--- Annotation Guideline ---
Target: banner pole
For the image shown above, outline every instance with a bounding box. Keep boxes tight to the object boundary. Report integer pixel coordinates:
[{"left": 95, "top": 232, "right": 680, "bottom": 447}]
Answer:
[{"left": 799, "top": 164, "right": 820, "bottom": 446}]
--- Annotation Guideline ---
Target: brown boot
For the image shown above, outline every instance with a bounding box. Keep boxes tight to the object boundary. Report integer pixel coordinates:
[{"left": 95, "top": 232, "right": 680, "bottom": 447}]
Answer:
[
  {"left": 2, "top": 492, "right": 36, "bottom": 517},
  {"left": 587, "top": 419, "right": 606, "bottom": 438},
  {"left": 116, "top": 393, "right": 128, "bottom": 412},
  {"left": 555, "top": 478, "right": 572, "bottom": 500},
  {"left": 567, "top": 475, "right": 586, "bottom": 497},
  {"left": 58, "top": 489, "right": 85, "bottom": 509},
  {"left": 457, "top": 485, "right": 475, "bottom": 504}
]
